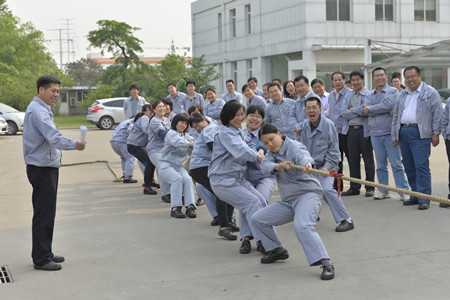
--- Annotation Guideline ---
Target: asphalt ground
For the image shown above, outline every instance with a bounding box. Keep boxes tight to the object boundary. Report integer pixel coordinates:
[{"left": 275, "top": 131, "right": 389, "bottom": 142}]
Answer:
[{"left": 1, "top": 128, "right": 450, "bottom": 300}]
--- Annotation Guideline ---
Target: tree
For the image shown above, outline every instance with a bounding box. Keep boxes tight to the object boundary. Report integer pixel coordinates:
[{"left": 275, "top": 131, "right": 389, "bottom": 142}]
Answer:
[
  {"left": 0, "top": 0, "right": 72, "bottom": 111},
  {"left": 187, "top": 55, "right": 221, "bottom": 96},
  {"left": 65, "top": 58, "right": 103, "bottom": 86},
  {"left": 87, "top": 20, "right": 143, "bottom": 69}
]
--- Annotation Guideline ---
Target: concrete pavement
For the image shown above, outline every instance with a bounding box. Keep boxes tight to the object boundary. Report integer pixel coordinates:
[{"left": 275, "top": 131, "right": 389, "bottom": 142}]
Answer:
[{"left": 1, "top": 128, "right": 450, "bottom": 299}]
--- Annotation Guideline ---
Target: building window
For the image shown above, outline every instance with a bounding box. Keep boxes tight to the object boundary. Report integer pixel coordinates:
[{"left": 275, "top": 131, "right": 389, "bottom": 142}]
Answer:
[
  {"left": 375, "top": 0, "right": 393, "bottom": 21},
  {"left": 245, "top": 4, "right": 251, "bottom": 34},
  {"left": 326, "top": 0, "right": 351, "bottom": 21},
  {"left": 230, "top": 9, "right": 236, "bottom": 38},
  {"left": 414, "top": 0, "right": 436, "bottom": 21},
  {"left": 218, "top": 13, "right": 223, "bottom": 41},
  {"left": 247, "top": 59, "right": 253, "bottom": 78},
  {"left": 231, "top": 62, "right": 238, "bottom": 86}
]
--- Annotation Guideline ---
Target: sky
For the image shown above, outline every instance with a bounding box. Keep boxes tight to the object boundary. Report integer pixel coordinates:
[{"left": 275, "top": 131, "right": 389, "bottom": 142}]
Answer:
[{"left": 6, "top": 0, "right": 196, "bottom": 66}]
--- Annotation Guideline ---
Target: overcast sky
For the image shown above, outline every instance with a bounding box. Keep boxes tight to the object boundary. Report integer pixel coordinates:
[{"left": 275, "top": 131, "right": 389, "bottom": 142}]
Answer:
[{"left": 6, "top": 0, "right": 196, "bottom": 66}]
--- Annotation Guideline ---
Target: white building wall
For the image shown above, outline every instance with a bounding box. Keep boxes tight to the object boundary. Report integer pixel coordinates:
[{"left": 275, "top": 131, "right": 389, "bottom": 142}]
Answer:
[{"left": 192, "top": 0, "right": 450, "bottom": 94}]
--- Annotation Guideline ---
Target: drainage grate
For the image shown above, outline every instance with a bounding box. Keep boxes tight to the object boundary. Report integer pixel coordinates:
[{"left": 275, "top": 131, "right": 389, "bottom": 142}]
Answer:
[{"left": 0, "top": 266, "right": 14, "bottom": 284}]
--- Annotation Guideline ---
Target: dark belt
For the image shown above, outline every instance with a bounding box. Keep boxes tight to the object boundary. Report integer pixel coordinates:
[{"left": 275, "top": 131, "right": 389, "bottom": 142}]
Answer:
[
  {"left": 349, "top": 125, "right": 362, "bottom": 129},
  {"left": 401, "top": 123, "right": 418, "bottom": 127}
]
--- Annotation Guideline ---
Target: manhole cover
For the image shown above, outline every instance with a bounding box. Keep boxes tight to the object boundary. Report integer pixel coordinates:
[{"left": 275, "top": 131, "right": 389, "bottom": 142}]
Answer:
[{"left": 0, "top": 266, "right": 14, "bottom": 283}]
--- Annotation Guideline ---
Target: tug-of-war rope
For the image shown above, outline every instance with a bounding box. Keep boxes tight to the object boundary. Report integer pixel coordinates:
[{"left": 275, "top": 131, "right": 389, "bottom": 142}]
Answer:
[
  {"left": 61, "top": 160, "right": 450, "bottom": 206},
  {"left": 290, "top": 164, "right": 450, "bottom": 206}
]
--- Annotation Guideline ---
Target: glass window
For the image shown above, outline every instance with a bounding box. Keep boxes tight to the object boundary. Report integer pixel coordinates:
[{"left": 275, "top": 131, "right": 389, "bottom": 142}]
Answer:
[
  {"left": 376, "top": 0, "right": 394, "bottom": 21},
  {"left": 231, "top": 62, "right": 238, "bottom": 86},
  {"left": 230, "top": 9, "right": 236, "bottom": 38},
  {"left": 326, "top": 0, "right": 351, "bottom": 21},
  {"left": 415, "top": 0, "right": 436, "bottom": 21},
  {"left": 245, "top": 4, "right": 251, "bottom": 34},
  {"left": 247, "top": 59, "right": 252, "bottom": 78},
  {"left": 218, "top": 13, "right": 222, "bottom": 42}
]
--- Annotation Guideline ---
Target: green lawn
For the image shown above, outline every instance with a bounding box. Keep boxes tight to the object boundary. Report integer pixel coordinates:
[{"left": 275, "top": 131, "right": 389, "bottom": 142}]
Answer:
[{"left": 53, "top": 115, "right": 96, "bottom": 128}]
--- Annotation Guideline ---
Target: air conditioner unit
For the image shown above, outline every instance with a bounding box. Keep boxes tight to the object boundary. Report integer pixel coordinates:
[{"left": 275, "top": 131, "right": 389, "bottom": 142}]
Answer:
[{"left": 69, "top": 97, "right": 77, "bottom": 107}]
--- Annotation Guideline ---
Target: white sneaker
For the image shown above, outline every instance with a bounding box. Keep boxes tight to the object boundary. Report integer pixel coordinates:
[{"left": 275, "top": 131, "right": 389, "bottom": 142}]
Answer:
[
  {"left": 399, "top": 194, "right": 410, "bottom": 201},
  {"left": 373, "top": 192, "right": 391, "bottom": 200}
]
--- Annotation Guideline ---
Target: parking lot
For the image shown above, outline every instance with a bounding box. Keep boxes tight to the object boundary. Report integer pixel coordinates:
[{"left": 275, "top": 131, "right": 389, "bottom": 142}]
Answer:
[{"left": 1, "top": 128, "right": 450, "bottom": 299}]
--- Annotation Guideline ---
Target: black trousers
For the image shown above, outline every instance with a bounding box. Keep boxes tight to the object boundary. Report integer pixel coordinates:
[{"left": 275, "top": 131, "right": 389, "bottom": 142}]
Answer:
[
  {"left": 346, "top": 127, "right": 375, "bottom": 191},
  {"left": 190, "top": 167, "right": 234, "bottom": 227},
  {"left": 335, "top": 133, "right": 349, "bottom": 190},
  {"left": 446, "top": 139, "right": 450, "bottom": 194},
  {"left": 27, "top": 165, "right": 59, "bottom": 265},
  {"left": 127, "top": 144, "right": 155, "bottom": 187}
]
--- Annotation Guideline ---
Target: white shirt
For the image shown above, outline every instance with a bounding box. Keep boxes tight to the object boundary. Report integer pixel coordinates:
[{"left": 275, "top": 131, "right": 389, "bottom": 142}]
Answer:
[{"left": 400, "top": 82, "right": 423, "bottom": 124}]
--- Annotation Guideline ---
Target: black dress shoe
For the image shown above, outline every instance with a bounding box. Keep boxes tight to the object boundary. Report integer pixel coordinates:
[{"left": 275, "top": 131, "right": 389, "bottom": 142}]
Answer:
[
  {"left": 150, "top": 181, "right": 160, "bottom": 188},
  {"left": 439, "top": 202, "right": 450, "bottom": 208},
  {"left": 365, "top": 190, "right": 374, "bottom": 197},
  {"left": 210, "top": 216, "right": 219, "bottom": 226},
  {"left": 185, "top": 205, "right": 197, "bottom": 218},
  {"left": 256, "top": 241, "right": 268, "bottom": 255},
  {"left": 196, "top": 198, "right": 204, "bottom": 206},
  {"left": 418, "top": 202, "right": 430, "bottom": 210},
  {"left": 171, "top": 207, "right": 185, "bottom": 218},
  {"left": 341, "top": 189, "right": 360, "bottom": 196},
  {"left": 320, "top": 265, "right": 335, "bottom": 280},
  {"left": 335, "top": 220, "right": 354, "bottom": 232},
  {"left": 161, "top": 194, "right": 171, "bottom": 203},
  {"left": 51, "top": 255, "right": 65, "bottom": 263},
  {"left": 218, "top": 227, "right": 237, "bottom": 240},
  {"left": 143, "top": 187, "right": 157, "bottom": 195},
  {"left": 123, "top": 176, "right": 137, "bottom": 183},
  {"left": 403, "top": 198, "right": 419, "bottom": 206},
  {"left": 34, "top": 261, "right": 62, "bottom": 271},
  {"left": 239, "top": 239, "right": 251, "bottom": 254},
  {"left": 229, "top": 219, "right": 240, "bottom": 232},
  {"left": 260, "top": 247, "right": 289, "bottom": 263}
]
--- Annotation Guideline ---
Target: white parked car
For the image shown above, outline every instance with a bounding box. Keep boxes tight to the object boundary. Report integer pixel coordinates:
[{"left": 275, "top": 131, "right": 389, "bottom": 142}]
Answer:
[
  {"left": 0, "top": 116, "right": 8, "bottom": 134},
  {"left": 86, "top": 97, "right": 127, "bottom": 130},
  {"left": 0, "top": 103, "right": 25, "bottom": 135}
]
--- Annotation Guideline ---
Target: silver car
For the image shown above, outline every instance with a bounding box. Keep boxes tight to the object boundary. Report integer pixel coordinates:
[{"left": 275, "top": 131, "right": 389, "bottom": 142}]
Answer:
[
  {"left": 86, "top": 97, "right": 127, "bottom": 130},
  {"left": 0, "top": 103, "right": 25, "bottom": 135},
  {"left": 0, "top": 116, "right": 8, "bottom": 134}
]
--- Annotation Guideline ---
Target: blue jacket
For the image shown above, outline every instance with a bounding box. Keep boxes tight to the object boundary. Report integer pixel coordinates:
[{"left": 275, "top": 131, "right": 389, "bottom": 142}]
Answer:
[
  {"left": 441, "top": 100, "right": 450, "bottom": 140},
  {"left": 341, "top": 88, "right": 370, "bottom": 137},
  {"left": 327, "top": 86, "right": 352, "bottom": 134}
]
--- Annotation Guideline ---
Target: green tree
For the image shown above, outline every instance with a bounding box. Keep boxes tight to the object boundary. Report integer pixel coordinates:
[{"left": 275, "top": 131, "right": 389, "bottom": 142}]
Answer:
[
  {"left": 87, "top": 20, "right": 143, "bottom": 69},
  {"left": 81, "top": 84, "right": 118, "bottom": 109},
  {"left": 65, "top": 58, "right": 104, "bottom": 86},
  {"left": 0, "top": 0, "right": 72, "bottom": 111},
  {"left": 187, "top": 55, "right": 220, "bottom": 96}
]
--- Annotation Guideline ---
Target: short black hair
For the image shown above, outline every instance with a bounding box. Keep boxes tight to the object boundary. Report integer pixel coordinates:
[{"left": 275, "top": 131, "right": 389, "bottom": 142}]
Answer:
[
  {"left": 404, "top": 66, "right": 421, "bottom": 76},
  {"left": 220, "top": 100, "right": 245, "bottom": 126},
  {"left": 391, "top": 72, "right": 402, "bottom": 80},
  {"left": 305, "top": 96, "right": 322, "bottom": 109},
  {"left": 187, "top": 104, "right": 204, "bottom": 115},
  {"left": 188, "top": 112, "right": 206, "bottom": 127},
  {"left": 371, "top": 67, "right": 386, "bottom": 77},
  {"left": 226, "top": 79, "right": 235, "bottom": 85},
  {"left": 37, "top": 75, "right": 61, "bottom": 94},
  {"left": 311, "top": 78, "right": 325, "bottom": 87},
  {"left": 242, "top": 84, "right": 252, "bottom": 93},
  {"left": 171, "top": 113, "right": 190, "bottom": 132},
  {"left": 258, "top": 123, "right": 279, "bottom": 140},
  {"left": 167, "top": 83, "right": 177, "bottom": 88},
  {"left": 272, "top": 78, "right": 282, "bottom": 84},
  {"left": 268, "top": 82, "right": 281, "bottom": 91},
  {"left": 205, "top": 87, "right": 216, "bottom": 95},
  {"left": 350, "top": 70, "right": 364, "bottom": 80},
  {"left": 186, "top": 80, "right": 196, "bottom": 87},
  {"left": 331, "top": 71, "right": 345, "bottom": 81},
  {"left": 246, "top": 104, "right": 265, "bottom": 119},
  {"left": 247, "top": 76, "right": 258, "bottom": 83},
  {"left": 161, "top": 98, "right": 173, "bottom": 112},
  {"left": 129, "top": 84, "right": 139, "bottom": 91},
  {"left": 293, "top": 75, "right": 309, "bottom": 84}
]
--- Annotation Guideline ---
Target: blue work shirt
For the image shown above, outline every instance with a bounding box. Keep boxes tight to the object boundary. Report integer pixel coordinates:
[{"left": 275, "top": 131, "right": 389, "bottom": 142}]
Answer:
[
  {"left": 289, "top": 90, "right": 318, "bottom": 139},
  {"left": 300, "top": 115, "right": 340, "bottom": 171},
  {"left": 190, "top": 122, "right": 219, "bottom": 170},
  {"left": 341, "top": 87, "right": 370, "bottom": 137},
  {"left": 146, "top": 115, "right": 171, "bottom": 155},
  {"left": 254, "top": 88, "right": 265, "bottom": 98},
  {"left": 123, "top": 96, "right": 146, "bottom": 119},
  {"left": 260, "top": 137, "right": 322, "bottom": 202},
  {"left": 441, "top": 100, "right": 450, "bottom": 140},
  {"left": 126, "top": 115, "right": 150, "bottom": 147},
  {"left": 392, "top": 82, "right": 443, "bottom": 140},
  {"left": 183, "top": 92, "right": 205, "bottom": 112},
  {"left": 160, "top": 130, "right": 193, "bottom": 167},
  {"left": 244, "top": 128, "right": 274, "bottom": 185},
  {"left": 204, "top": 99, "right": 225, "bottom": 123},
  {"left": 110, "top": 118, "right": 134, "bottom": 143},
  {"left": 327, "top": 86, "right": 352, "bottom": 134},
  {"left": 221, "top": 91, "right": 243, "bottom": 103},
  {"left": 23, "top": 96, "right": 77, "bottom": 168},
  {"left": 167, "top": 92, "right": 186, "bottom": 114},
  {"left": 362, "top": 84, "right": 398, "bottom": 137},
  {"left": 264, "top": 98, "right": 295, "bottom": 139},
  {"left": 208, "top": 125, "right": 259, "bottom": 180},
  {"left": 246, "top": 95, "right": 267, "bottom": 110}
]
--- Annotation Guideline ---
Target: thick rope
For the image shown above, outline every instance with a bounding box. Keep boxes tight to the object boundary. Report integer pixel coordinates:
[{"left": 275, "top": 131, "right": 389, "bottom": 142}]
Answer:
[
  {"left": 290, "top": 164, "right": 450, "bottom": 206},
  {"left": 62, "top": 160, "right": 122, "bottom": 182}
]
